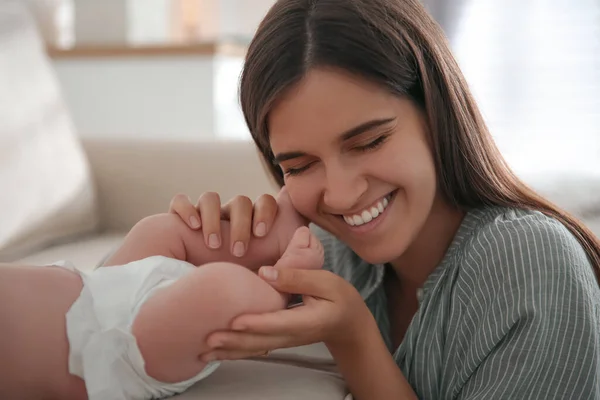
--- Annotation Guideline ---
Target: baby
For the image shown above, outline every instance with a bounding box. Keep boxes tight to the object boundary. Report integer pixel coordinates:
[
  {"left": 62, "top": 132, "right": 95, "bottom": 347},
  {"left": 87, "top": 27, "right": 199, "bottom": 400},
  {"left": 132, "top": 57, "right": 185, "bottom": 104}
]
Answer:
[{"left": 0, "top": 190, "right": 323, "bottom": 400}]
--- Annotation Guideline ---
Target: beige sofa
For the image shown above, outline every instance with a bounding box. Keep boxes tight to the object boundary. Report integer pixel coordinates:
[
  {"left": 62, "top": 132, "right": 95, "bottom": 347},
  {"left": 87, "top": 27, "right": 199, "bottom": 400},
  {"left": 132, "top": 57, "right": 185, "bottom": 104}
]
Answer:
[
  {"left": 1, "top": 2, "right": 349, "bottom": 398},
  {"left": 17, "top": 138, "right": 351, "bottom": 400}
]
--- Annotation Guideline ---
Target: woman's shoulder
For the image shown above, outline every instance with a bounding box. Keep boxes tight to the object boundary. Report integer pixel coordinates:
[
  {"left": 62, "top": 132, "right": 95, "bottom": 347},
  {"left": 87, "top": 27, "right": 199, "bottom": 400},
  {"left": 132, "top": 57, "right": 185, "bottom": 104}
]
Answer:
[
  {"left": 457, "top": 206, "right": 597, "bottom": 297},
  {"left": 464, "top": 206, "right": 589, "bottom": 262},
  {"left": 444, "top": 207, "right": 600, "bottom": 399}
]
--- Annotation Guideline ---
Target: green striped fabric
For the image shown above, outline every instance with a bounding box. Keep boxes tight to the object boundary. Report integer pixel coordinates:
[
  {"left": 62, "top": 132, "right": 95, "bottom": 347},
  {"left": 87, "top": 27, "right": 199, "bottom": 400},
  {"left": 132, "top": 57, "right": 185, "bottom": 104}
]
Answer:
[{"left": 312, "top": 206, "right": 600, "bottom": 399}]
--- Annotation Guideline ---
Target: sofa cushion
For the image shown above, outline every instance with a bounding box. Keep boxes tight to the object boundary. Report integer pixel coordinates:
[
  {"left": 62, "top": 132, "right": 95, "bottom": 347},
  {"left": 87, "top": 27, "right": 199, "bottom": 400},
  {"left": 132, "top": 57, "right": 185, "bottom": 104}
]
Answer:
[
  {"left": 173, "top": 357, "right": 348, "bottom": 400},
  {"left": 0, "top": 1, "right": 98, "bottom": 262},
  {"left": 81, "top": 138, "right": 280, "bottom": 232},
  {"left": 16, "top": 232, "right": 124, "bottom": 269}
]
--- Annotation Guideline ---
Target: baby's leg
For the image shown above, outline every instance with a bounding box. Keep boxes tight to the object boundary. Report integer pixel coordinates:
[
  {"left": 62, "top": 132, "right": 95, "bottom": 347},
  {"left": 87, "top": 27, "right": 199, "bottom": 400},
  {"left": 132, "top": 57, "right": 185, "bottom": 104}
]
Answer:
[
  {"left": 131, "top": 261, "right": 285, "bottom": 383},
  {"left": 131, "top": 227, "right": 324, "bottom": 384}
]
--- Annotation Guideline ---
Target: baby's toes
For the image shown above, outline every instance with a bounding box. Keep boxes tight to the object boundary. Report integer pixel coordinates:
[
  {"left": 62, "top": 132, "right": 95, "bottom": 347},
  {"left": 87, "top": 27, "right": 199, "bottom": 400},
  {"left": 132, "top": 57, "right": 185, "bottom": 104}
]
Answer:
[
  {"left": 307, "top": 233, "right": 323, "bottom": 250},
  {"left": 287, "top": 226, "right": 311, "bottom": 251},
  {"left": 308, "top": 233, "right": 324, "bottom": 254},
  {"left": 305, "top": 242, "right": 325, "bottom": 270}
]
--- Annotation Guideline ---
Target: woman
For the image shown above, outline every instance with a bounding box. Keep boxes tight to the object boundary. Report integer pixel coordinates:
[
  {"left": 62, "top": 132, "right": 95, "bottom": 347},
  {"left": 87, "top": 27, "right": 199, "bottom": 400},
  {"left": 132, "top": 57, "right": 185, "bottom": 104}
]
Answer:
[{"left": 170, "top": 0, "right": 600, "bottom": 398}]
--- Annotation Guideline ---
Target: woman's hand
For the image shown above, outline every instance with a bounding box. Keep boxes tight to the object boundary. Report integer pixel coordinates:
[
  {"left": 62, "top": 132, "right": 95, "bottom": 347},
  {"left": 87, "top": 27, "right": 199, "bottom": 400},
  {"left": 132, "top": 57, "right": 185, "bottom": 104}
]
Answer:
[
  {"left": 200, "top": 266, "right": 374, "bottom": 362},
  {"left": 168, "top": 190, "right": 279, "bottom": 255}
]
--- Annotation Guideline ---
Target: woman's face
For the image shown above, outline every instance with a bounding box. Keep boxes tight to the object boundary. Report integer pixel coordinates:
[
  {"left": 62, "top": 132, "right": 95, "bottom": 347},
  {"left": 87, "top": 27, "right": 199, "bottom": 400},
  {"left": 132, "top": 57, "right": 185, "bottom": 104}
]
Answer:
[{"left": 268, "top": 68, "right": 439, "bottom": 265}]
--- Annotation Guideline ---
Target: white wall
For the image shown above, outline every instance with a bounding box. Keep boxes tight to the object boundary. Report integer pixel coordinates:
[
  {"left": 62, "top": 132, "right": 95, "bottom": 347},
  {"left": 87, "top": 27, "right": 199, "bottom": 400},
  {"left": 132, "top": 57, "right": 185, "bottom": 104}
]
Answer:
[
  {"left": 219, "top": 0, "right": 275, "bottom": 39},
  {"left": 452, "top": 0, "right": 600, "bottom": 175},
  {"left": 48, "top": 0, "right": 277, "bottom": 141},
  {"left": 73, "top": 1, "right": 128, "bottom": 45},
  {"left": 127, "top": 0, "right": 171, "bottom": 44},
  {"left": 213, "top": 55, "right": 247, "bottom": 138},
  {"left": 52, "top": 54, "right": 250, "bottom": 140},
  {"left": 70, "top": 0, "right": 276, "bottom": 45}
]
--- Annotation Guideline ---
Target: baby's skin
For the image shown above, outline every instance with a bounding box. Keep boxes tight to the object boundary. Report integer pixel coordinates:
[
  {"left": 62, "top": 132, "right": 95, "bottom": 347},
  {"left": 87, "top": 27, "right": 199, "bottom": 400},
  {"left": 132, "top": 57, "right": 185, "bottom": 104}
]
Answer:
[
  {"left": 0, "top": 192, "right": 323, "bottom": 399},
  {"left": 133, "top": 226, "right": 324, "bottom": 383}
]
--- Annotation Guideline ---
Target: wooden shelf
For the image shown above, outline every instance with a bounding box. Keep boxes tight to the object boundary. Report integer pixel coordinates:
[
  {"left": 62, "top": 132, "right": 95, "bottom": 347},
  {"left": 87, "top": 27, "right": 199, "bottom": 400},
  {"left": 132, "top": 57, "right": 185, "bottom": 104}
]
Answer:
[{"left": 47, "top": 41, "right": 247, "bottom": 59}]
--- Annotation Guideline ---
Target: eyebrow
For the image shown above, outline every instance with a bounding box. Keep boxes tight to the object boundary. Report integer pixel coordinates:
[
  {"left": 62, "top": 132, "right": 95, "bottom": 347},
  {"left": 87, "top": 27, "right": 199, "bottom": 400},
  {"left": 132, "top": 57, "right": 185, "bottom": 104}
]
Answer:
[{"left": 272, "top": 117, "right": 396, "bottom": 164}]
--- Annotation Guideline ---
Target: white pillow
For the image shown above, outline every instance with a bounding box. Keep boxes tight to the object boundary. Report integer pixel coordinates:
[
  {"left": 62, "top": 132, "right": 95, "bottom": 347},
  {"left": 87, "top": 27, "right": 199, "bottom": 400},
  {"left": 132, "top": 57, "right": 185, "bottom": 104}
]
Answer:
[{"left": 0, "top": 2, "right": 98, "bottom": 261}]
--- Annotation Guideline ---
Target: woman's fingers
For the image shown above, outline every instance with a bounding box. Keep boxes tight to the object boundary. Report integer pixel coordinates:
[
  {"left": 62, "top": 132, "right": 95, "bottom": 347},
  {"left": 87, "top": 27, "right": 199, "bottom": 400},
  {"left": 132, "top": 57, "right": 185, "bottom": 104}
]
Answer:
[
  {"left": 222, "top": 195, "right": 254, "bottom": 257},
  {"left": 168, "top": 191, "right": 280, "bottom": 255},
  {"left": 168, "top": 193, "right": 201, "bottom": 229},
  {"left": 196, "top": 192, "right": 223, "bottom": 248},
  {"left": 230, "top": 300, "right": 326, "bottom": 335},
  {"left": 259, "top": 267, "right": 343, "bottom": 300},
  {"left": 252, "top": 194, "right": 278, "bottom": 237},
  {"left": 204, "top": 332, "right": 298, "bottom": 357}
]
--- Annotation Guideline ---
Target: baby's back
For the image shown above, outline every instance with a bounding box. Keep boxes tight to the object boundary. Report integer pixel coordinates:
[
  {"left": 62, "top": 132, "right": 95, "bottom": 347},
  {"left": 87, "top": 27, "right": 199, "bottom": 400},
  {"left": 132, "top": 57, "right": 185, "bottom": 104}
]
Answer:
[{"left": 0, "top": 264, "right": 88, "bottom": 400}]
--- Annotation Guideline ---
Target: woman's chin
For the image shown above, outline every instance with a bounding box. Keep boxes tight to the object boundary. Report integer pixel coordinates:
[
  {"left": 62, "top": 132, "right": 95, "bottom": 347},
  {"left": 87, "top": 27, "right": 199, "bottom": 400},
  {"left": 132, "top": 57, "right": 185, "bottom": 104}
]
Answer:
[{"left": 351, "top": 245, "right": 404, "bottom": 267}]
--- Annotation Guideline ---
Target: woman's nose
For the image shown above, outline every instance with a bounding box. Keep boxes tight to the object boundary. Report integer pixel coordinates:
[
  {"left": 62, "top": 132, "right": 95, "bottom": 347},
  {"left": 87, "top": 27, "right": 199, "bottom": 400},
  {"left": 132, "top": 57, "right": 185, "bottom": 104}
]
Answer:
[{"left": 322, "top": 166, "right": 368, "bottom": 212}]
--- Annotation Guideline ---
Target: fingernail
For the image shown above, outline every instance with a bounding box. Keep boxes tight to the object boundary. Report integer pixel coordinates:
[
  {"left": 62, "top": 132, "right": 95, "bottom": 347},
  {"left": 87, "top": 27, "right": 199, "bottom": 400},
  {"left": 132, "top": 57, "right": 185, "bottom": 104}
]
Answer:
[
  {"left": 232, "top": 241, "right": 245, "bottom": 257},
  {"left": 260, "top": 266, "right": 278, "bottom": 281},
  {"left": 189, "top": 216, "right": 200, "bottom": 229},
  {"left": 255, "top": 222, "right": 266, "bottom": 237},
  {"left": 208, "top": 234, "right": 220, "bottom": 249}
]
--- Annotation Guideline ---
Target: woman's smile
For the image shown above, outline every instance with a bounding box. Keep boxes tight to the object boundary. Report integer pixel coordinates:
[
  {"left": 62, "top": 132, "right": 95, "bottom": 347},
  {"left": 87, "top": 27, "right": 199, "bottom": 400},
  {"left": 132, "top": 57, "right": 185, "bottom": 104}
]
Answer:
[{"left": 335, "top": 190, "right": 398, "bottom": 235}]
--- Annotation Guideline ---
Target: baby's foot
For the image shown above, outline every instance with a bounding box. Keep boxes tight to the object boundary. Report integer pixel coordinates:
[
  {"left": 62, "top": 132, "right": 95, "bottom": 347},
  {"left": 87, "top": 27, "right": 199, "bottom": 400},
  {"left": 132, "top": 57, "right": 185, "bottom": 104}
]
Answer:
[
  {"left": 272, "top": 187, "right": 309, "bottom": 257},
  {"left": 274, "top": 226, "right": 324, "bottom": 271}
]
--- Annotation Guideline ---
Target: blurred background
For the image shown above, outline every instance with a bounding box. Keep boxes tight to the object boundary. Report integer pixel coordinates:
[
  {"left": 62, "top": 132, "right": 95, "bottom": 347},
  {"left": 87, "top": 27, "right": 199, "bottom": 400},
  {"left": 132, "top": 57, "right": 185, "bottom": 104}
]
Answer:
[
  {"left": 1, "top": 0, "right": 599, "bottom": 265},
  {"left": 18, "top": 0, "right": 600, "bottom": 173}
]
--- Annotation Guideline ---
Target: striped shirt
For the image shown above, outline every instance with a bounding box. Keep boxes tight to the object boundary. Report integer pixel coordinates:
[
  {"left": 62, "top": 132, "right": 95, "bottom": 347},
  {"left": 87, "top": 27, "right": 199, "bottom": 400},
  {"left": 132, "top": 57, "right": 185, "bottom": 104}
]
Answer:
[{"left": 312, "top": 206, "right": 600, "bottom": 399}]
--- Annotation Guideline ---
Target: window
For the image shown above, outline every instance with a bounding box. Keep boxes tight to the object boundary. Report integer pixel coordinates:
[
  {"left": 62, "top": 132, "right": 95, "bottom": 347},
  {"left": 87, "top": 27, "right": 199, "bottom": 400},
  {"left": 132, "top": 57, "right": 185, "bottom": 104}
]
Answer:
[{"left": 450, "top": 0, "right": 600, "bottom": 174}]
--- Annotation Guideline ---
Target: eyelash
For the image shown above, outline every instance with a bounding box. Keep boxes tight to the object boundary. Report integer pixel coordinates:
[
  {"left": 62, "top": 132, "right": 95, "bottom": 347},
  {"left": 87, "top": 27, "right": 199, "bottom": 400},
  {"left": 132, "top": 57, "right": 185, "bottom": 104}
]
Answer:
[
  {"left": 283, "top": 134, "right": 390, "bottom": 177},
  {"left": 356, "top": 134, "right": 389, "bottom": 152},
  {"left": 284, "top": 164, "right": 312, "bottom": 177}
]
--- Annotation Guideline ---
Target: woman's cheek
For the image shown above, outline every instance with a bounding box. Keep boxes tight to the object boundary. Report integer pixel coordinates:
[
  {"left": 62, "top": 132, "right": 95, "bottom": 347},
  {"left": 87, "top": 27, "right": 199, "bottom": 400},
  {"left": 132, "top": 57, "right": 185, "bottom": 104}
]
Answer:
[{"left": 286, "top": 181, "right": 318, "bottom": 218}]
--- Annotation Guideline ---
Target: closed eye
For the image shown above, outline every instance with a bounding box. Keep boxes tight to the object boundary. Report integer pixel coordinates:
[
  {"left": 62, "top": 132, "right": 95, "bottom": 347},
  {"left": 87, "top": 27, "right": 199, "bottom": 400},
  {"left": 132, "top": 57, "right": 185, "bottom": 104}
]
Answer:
[
  {"left": 283, "top": 162, "right": 315, "bottom": 177},
  {"left": 283, "top": 133, "right": 390, "bottom": 177},
  {"left": 354, "top": 134, "right": 390, "bottom": 152}
]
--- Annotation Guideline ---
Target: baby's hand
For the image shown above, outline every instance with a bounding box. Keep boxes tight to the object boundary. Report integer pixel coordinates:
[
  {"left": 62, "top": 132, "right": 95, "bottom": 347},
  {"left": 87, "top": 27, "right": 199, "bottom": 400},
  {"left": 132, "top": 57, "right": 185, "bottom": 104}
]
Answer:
[{"left": 274, "top": 226, "right": 324, "bottom": 271}]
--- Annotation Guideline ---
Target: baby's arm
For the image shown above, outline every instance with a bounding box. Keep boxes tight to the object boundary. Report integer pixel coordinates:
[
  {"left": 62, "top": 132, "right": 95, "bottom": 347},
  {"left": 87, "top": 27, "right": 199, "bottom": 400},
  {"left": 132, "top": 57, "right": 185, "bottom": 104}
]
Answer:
[{"left": 103, "top": 213, "right": 283, "bottom": 270}]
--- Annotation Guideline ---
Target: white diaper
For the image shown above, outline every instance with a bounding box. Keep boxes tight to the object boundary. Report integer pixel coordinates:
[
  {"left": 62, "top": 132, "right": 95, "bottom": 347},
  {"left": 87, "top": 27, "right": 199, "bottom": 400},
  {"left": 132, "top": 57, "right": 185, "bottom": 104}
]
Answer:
[{"left": 56, "top": 256, "right": 220, "bottom": 400}]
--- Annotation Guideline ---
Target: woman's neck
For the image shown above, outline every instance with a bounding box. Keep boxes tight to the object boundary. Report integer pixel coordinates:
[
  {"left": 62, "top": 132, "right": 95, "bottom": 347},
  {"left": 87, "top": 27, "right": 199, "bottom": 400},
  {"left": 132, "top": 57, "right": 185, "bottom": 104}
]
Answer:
[{"left": 389, "top": 195, "right": 465, "bottom": 289}]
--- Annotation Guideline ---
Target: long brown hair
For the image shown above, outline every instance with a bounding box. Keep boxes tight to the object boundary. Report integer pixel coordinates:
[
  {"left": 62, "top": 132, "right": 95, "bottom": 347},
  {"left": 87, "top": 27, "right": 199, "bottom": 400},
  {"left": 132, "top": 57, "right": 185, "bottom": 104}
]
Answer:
[{"left": 239, "top": 0, "right": 600, "bottom": 282}]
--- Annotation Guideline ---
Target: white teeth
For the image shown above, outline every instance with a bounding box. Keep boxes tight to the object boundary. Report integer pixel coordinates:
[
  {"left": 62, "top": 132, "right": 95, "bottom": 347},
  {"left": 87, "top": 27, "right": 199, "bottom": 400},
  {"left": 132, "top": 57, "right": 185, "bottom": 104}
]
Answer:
[
  {"left": 361, "top": 210, "right": 373, "bottom": 223},
  {"left": 370, "top": 207, "right": 380, "bottom": 218},
  {"left": 343, "top": 194, "right": 392, "bottom": 227}
]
